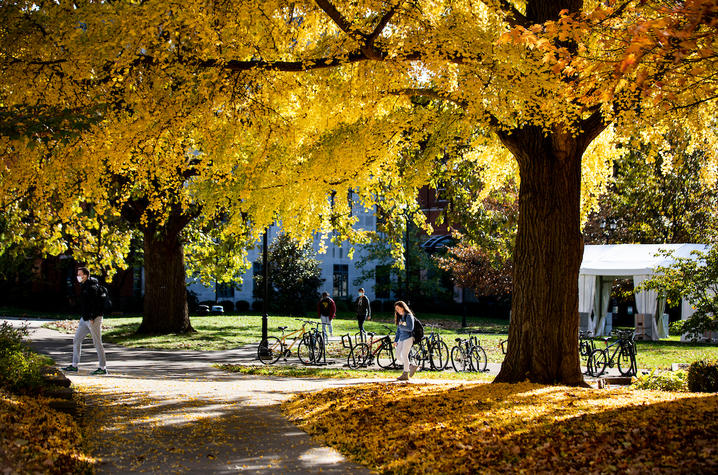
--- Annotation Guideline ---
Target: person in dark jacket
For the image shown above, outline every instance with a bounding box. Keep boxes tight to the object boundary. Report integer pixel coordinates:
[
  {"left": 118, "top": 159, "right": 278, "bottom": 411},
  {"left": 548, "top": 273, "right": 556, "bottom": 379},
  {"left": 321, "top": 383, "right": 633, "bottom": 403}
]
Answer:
[
  {"left": 355, "top": 287, "right": 371, "bottom": 335},
  {"left": 62, "top": 267, "right": 107, "bottom": 375},
  {"left": 317, "top": 291, "right": 336, "bottom": 343}
]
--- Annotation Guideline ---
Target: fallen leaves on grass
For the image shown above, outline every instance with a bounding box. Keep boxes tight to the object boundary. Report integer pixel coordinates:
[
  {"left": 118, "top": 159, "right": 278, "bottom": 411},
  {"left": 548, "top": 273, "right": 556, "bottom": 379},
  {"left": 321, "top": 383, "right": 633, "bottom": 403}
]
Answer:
[
  {"left": 0, "top": 389, "right": 94, "bottom": 474},
  {"left": 282, "top": 382, "right": 718, "bottom": 474},
  {"left": 217, "top": 364, "right": 494, "bottom": 382}
]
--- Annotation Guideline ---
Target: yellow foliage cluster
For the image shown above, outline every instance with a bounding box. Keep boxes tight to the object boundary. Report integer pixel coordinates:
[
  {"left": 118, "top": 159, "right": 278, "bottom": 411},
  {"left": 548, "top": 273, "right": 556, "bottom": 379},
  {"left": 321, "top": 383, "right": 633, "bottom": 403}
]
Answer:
[
  {"left": 1, "top": 0, "right": 717, "bottom": 276},
  {"left": 283, "top": 382, "right": 718, "bottom": 473},
  {"left": 0, "top": 389, "right": 94, "bottom": 474}
]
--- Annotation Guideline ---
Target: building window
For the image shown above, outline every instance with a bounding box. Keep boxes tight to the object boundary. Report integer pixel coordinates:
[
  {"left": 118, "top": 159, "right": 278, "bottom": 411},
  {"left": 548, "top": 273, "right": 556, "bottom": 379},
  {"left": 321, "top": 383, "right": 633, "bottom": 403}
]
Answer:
[
  {"left": 375, "top": 265, "right": 390, "bottom": 299},
  {"left": 333, "top": 264, "right": 349, "bottom": 298},
  {"left": 216, "top": 282, "right": 235, "bottom": 299}
]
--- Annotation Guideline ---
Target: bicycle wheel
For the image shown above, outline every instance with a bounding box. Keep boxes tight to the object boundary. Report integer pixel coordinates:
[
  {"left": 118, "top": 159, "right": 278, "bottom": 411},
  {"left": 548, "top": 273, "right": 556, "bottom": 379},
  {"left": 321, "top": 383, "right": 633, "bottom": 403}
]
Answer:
[
  {"left": 376, "top": 342, "right": 396, "bottom": 369},
  {"left": 313, "top": 333, "right": 325, "bottom": 363},
  {"left": 257, "top": 337, "right": 282, "bottom": 365},
  {"left": 347, "top": 343, "right": 370, "bottom": 369},
  {"left": 471, "top": 346, "right": 488, "bottom": 372},
  {"left": 408, "top": 346, "right": 424, "bottom": 369},
  {"left": 451, "top": 346, "right": 468, "bottom": 372},
  {"left": 429, "top": 340, "right": 449, "bottom": 370},
  {"left": 298, "top": 334, "right": 322, "bottom": 365},
  {"left": 587, "top": 349, "right": 607, "bottom": 377},
  {"left": 617, "top": 346, "right": 636, "bottom": 376}
]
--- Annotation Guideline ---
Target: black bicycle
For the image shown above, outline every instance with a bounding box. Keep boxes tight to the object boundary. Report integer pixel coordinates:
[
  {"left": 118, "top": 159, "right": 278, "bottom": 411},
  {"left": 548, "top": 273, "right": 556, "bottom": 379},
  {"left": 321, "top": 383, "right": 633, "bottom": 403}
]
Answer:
[
  {"left": 450, "top": 333, "right": 487, "bottom": 372},
  {"left": 579, "top": 331, "right": 595, "bottom": 358},
  {"left": 586, "top": 329, "right": 637, "bottom": 377},
  {"left": 408, "top": 328, "right": 448, "bottom": 371}
]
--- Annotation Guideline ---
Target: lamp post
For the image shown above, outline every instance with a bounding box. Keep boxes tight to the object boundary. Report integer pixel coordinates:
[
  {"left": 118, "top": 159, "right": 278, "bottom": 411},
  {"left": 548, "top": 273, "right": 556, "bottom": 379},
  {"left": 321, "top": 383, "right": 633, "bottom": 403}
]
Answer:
[{"left": 261, "top": 227, "right": 269, "bottom": 343}]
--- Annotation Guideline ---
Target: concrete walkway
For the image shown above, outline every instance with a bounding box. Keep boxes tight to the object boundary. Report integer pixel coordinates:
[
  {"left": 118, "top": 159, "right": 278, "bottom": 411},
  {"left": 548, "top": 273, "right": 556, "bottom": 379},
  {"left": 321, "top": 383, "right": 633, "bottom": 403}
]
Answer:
[{"left": 4, "top": 318, "right": 386, "bottom": 474}]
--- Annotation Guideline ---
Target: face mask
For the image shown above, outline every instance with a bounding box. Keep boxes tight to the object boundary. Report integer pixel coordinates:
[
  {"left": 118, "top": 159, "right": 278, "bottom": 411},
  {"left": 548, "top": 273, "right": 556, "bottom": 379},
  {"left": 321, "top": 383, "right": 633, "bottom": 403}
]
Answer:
[{"left": 77, "top": 275, "right": 83, "bottom": 283}]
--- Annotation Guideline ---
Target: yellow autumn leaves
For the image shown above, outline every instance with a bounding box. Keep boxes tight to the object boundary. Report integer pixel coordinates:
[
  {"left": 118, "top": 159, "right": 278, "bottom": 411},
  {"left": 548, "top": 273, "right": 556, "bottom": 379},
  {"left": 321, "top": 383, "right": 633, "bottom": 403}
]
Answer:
[
  {"left": 0, "top": 390, "right": 94, "bottom": 474},
  {"left": 283, "top": 382, "right": 718, "bottom": 473}
]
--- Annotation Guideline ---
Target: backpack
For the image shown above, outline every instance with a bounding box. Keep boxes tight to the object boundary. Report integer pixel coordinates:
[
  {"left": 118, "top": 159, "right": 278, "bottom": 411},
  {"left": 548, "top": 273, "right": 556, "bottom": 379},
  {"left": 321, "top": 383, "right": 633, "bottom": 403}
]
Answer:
[
  {"left": 411, "top": 315, "right": 424, "bottom": 343},
  {"left": 96, "top": 284, "right": 112, "bottom": 313}
]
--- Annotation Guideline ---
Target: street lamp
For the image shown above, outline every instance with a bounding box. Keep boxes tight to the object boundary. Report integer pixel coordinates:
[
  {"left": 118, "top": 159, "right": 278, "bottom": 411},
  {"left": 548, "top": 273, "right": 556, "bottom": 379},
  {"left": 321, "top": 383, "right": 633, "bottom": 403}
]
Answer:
[{"left": 261, "top": 227, "right": 269, "bottom": 343}]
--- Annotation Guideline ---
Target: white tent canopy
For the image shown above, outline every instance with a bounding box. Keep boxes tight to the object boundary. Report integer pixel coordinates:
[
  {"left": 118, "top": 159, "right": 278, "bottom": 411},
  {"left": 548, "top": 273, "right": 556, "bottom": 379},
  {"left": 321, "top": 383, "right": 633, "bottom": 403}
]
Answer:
[{"left": 578, "top": 244, "right": 709, "bottom": 340}]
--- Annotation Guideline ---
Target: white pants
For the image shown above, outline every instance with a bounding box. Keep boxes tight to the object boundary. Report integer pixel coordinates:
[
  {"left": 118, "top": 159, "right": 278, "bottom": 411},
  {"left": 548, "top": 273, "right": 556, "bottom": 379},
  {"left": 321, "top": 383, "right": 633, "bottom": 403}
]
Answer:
[
  {"left": 320, "top": 315, "right": 333, "bottom": 343},
  {"left": 72, "top": 317, "right": 106, "bottom": 369},
  {"left": 396, "top": 337, "right": 414, "bottom": 373}
]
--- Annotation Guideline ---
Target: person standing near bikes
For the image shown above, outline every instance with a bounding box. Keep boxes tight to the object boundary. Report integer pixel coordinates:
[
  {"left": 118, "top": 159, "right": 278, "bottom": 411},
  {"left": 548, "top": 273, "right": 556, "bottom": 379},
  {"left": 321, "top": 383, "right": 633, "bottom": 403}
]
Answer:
[
  {"left": 317, "top": 291, "right": 336, "bottom": 344},
  {"left": 355, "top": 287, "right": 371, "bottom": 336},
  {"left": 393, "top": 300, "right": 419, "bottom": 381}
]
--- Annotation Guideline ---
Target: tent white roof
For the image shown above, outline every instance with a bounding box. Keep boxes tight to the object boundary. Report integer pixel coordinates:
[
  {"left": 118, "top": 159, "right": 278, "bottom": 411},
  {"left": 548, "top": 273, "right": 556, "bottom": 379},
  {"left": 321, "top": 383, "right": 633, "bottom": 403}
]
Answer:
[{"left": 580, "top": 244, "right": 710, "bottom": 276}]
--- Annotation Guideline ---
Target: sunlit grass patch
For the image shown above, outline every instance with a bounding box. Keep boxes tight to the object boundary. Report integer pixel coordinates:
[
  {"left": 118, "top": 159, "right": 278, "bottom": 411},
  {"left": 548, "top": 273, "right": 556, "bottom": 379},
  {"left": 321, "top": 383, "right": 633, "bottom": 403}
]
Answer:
[
  {"left": 217, "top": 364, "right": 495, "bottom": 382},
  {"left": 282, "top": 382, "right": 718, "bottom": 474},
  {"left": 41, "top": 314, "right": 718, "bottom": 371}
]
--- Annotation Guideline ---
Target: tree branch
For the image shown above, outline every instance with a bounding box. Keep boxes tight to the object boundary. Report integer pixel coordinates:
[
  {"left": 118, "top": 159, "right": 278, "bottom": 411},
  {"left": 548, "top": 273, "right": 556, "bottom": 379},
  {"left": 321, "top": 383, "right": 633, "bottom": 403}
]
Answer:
[
  {"left": 482, "top": 0, "right": 532, "bottom": 29},
  {"left": 388, "top": 87, "right": 469, "bottom": 109},
  {"left": 314, "top": 0, "right": 366, "bottom": 43},
  {"left": 367, "top": 1, "right": 403, "bottom": 45},
  {"left": 577, "top": 108, "right": 607, "bottom": 148}
]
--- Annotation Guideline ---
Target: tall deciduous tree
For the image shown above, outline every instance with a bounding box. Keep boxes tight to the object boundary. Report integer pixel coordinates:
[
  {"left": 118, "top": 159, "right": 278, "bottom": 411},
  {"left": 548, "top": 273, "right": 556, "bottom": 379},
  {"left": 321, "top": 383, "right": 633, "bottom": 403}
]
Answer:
[
  {"left": 584, "top": 135, "right": 718, "bottom": 245},
  {"left": 2, "top": 1, "right": 716, "bottom": 382}
]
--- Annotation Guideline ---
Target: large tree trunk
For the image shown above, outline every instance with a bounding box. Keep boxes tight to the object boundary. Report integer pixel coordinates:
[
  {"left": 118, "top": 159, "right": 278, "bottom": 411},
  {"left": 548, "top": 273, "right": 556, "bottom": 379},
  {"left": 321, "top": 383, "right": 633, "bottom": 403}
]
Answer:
[
  {"left": 494, "top": 126, "right": 591, "bottom": 385},
  {"left": 137, "top": 223, "right": 194, "bottom": 334}
]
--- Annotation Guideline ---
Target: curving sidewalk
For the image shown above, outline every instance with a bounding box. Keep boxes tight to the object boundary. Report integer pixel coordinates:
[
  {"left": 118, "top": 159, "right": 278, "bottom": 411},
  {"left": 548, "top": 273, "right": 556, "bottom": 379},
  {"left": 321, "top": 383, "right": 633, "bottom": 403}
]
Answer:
[{"left": 4, "top": 317, "right": 385, "bottom": 474}]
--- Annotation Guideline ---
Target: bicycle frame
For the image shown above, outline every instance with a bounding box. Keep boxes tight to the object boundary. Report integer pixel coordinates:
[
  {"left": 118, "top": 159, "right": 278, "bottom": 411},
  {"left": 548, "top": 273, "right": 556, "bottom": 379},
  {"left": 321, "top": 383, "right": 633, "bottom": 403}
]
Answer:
[{"left": 276, "top": 323, "right": 308, "bottom": 353}]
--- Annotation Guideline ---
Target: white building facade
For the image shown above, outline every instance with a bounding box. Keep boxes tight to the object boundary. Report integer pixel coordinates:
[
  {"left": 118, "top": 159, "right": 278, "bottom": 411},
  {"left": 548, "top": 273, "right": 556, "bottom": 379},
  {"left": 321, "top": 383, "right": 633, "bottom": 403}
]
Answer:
[{"left": 187, "top": 196, "right": 382, "bottom": 308}]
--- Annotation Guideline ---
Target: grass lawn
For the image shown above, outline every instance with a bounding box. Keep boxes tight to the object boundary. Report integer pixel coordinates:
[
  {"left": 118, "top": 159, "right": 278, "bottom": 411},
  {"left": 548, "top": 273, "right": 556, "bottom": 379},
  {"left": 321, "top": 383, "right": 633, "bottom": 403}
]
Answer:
[
  {"left": 216, "top": 363, "right": 495, "bottom": 382},
  {"left": 7, "top": 306, "right": 715, "bottom": 372},
  {"left": 282, "top": 382, "right": 718, "bottom": 473}
]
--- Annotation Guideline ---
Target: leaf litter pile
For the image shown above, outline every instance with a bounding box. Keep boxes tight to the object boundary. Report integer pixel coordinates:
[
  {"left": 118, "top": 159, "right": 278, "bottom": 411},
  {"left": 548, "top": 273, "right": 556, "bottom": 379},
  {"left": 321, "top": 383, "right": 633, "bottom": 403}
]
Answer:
[
  {"left": 282, "top": 382, "right": 717, "bottom": 473},
  {"left": 0, "top": 389, "right": 94, "bottom": 474}
]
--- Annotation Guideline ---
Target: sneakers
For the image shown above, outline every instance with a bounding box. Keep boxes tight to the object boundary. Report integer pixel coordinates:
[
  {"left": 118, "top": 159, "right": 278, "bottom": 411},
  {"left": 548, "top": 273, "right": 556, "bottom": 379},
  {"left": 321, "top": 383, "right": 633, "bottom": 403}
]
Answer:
[
  {"left": 396, "top": 372, "right": 409, "bottom": 381},
  {"left": 90, "top": 368, "right": 108, "bottom": 375},
  {"left": 61, "top": 365, "right": 78, "bottom": 372},
  {"left": 409, "top": 364, "right": 419, "bottom": 377}
]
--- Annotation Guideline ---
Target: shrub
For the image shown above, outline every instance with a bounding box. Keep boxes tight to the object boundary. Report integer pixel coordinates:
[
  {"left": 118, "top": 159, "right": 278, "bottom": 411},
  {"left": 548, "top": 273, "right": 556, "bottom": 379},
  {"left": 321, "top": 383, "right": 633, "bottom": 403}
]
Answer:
[
  {"left": 0, "top": 323, "right": 53, "bottom": 394},
  {"left": 218, "top": 300, "right": 234, "bottom": 312},
  {"left": 235, "top": 300, "right": 250, "bottom": 312},
  {"left": 687, "top": 360, "right": 718, "bottom": 393},
  {"left": 631, "top": 369, "right": 687, "bottom": 392}
]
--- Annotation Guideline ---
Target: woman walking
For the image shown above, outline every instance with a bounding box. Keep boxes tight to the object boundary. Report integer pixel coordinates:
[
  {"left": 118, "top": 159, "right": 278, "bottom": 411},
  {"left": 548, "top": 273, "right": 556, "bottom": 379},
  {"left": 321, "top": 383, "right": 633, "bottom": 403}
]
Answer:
[{"left": 393, "top": 300, "right": 419, "bottom": 381}]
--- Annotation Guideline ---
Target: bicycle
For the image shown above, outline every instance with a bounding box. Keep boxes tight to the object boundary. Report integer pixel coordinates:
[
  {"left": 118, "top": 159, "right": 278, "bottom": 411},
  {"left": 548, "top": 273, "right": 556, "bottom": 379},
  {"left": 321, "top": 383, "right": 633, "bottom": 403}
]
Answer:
[
  {"left": 298, "top": 320, "right": 326, "bottom": 365},
  {"left": 424, "top": 324, "right": 450, "bottom": 370},
  {"left": 579, "top": 331, "right": 595, "bottom": 358},
  {"left": 257, "top": 319, "right": 324, "bottom": 365},
  {"left": 450, "top": 333, "right": 488, "bottom": 372},
  {"left": 408, "top": 334, "right": 447, "bottom": 371},
  {"left": 346, "top": 325, "right": 397, "bottom": 369},
  {"left": 586, "top": 329, "right": 637, "bottom": 377}
]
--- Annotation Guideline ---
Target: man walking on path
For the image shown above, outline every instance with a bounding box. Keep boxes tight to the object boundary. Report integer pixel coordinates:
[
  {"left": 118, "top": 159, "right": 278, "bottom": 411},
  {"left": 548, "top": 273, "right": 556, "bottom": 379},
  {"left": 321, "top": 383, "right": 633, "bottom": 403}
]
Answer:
[
  {"left": 355, "top": 288, "right": 371, "bottom": 336},
  {"left": 317, "top": 291, "right": 336, "bottom": 343},
  {"left": 62, "top": 267, "right": 108, "bottom": 375}
]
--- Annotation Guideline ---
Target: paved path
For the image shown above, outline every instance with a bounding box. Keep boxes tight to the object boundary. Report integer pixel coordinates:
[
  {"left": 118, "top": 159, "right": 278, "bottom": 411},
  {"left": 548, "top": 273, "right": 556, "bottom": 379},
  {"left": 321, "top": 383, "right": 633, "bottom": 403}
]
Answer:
[
  {"left": 5, "top": 317, "right": 612, "bottom": 473},
  {"left": 4, "top": 318, "right": 390, "bottom": 474}
]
